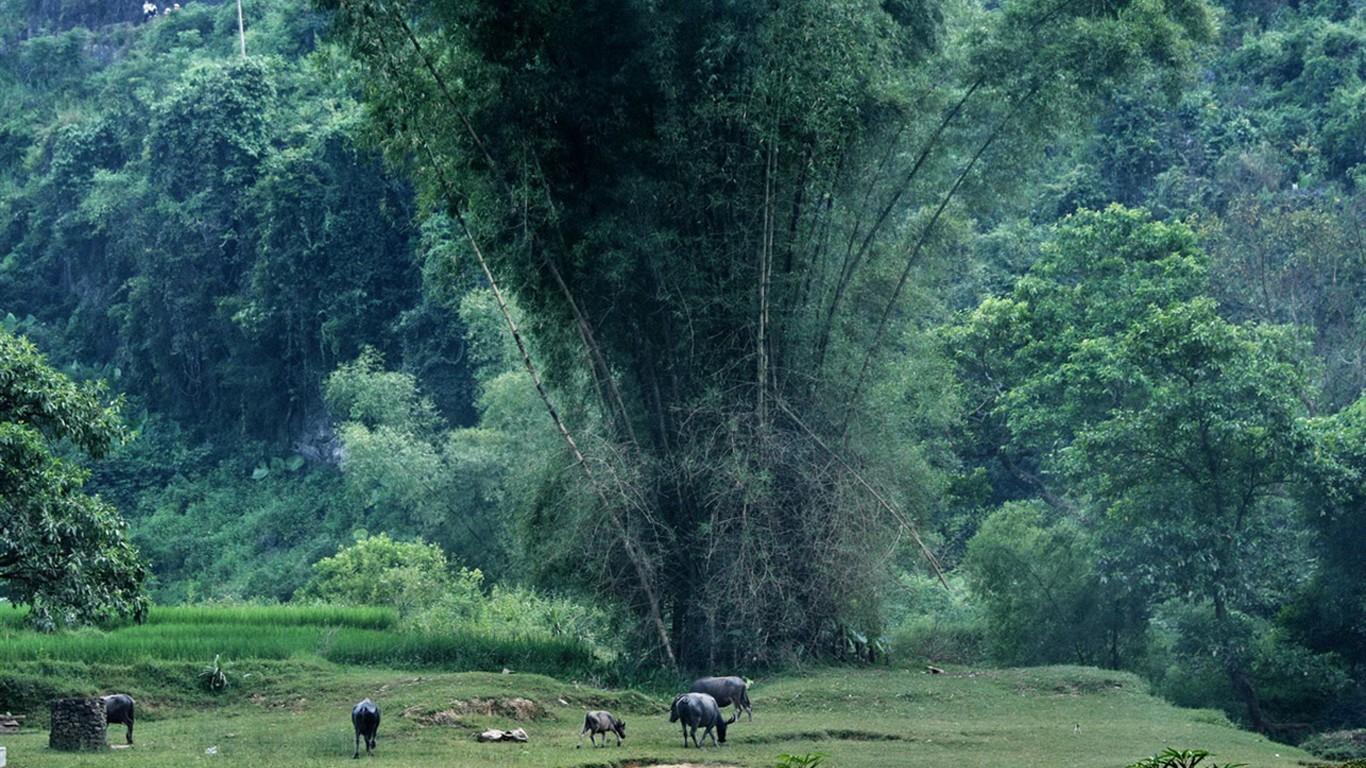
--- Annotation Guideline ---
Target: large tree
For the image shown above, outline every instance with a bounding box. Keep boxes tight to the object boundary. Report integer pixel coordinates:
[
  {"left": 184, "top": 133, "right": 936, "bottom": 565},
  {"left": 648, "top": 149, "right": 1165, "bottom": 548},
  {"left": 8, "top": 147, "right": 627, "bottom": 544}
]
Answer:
[
  {"left": 0, "top": 328, "right": 148, "bottom": 628},
  {"left": 320, "top": 0, "right": 1213, "bottom": 667},
  {"left": 948, "top": 206, "right": 1314, "bottom": 731}
]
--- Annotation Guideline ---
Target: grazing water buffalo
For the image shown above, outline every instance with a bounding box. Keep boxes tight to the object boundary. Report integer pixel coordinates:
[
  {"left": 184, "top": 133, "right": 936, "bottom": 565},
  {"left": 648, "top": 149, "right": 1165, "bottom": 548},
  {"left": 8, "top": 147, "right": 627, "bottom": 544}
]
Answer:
[
  {"left": 690, "top": 675, "right": 752, "bottom": 721},
  {"left": 102, "top": 694, "right": 135, "bottom": 745},
  {"left": 352, "top": 698, "right": 380, "bottom": 758},
  {"left": 576, "top": 710, "right": 626, "bottom": 748},
  {"left": 669, "top": 692, "right": 736, "bottom": 748}
]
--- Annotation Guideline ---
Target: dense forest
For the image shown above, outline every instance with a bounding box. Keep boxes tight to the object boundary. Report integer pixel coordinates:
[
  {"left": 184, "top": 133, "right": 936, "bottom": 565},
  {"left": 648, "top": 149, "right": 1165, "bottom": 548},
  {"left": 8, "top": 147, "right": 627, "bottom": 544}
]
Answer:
[{"left": 2, "top": 0, "right": 1365, "bottom": 754}]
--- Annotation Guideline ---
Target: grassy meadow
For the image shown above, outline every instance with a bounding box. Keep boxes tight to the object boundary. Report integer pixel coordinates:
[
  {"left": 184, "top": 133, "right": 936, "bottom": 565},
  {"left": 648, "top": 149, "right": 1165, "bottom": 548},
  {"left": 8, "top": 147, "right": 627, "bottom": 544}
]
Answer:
[{"left": 0, "top": 605, "right": 1327, "bottom": 768}]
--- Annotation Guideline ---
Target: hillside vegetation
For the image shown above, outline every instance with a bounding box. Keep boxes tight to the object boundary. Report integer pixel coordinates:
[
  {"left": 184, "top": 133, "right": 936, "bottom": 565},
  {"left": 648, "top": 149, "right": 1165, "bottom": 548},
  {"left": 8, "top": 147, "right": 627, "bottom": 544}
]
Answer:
[{"left": 3, "top": 0, "right": 1366, "bottom": 757}]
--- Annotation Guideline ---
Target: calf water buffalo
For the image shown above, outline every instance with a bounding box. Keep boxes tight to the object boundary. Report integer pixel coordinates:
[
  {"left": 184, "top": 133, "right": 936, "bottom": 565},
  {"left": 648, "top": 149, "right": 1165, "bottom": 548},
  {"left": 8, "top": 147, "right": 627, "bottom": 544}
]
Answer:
[
  {"left": 669, "top": 692, "right": 736, "bottom": 748},
  {"left": 352, "top": 698, "right": 380, "bottom": 758},
  {"left": 690, "top": 675, "right": 752, "bottom": 721},
  {"left": 102, "top": 694, "right": 135, "bottom": 745},
  {"left": 576, "top": 709, "right": 626, "bottom": 747}
]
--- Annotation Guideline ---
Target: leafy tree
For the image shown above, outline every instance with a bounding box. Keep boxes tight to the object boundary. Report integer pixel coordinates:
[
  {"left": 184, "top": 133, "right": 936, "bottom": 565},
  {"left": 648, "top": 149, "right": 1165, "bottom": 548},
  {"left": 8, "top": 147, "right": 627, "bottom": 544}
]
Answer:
[
  {"left": 320, "top": 0, "right": 1214, "bottom": 668},
  {"left": 1063, "top": 298, "right": 1310, "bottom": 732},
  {"left": 0, "top": 328, "right": 147, "bottom": 628},
  {"left": 1205, "top": 195, "right": 1366, "bottom": 410},
  {"left": 948, "top": 205, "right": 1316, "bottom": 731},
  {"left": 1290, "top": 395, "right": 1366, "bottom": 672},
  {"left": 323, "top": 347, "right": 513, "bottom": 574},
  {"left": 964, "top": 501, "right": 1147, "bottom": 668},
  {"left": 239, "top": 113, "right": 421, "bottom": 431},
  {"left": 943, "top": 205, "right": 1209, "bottom": 506}
]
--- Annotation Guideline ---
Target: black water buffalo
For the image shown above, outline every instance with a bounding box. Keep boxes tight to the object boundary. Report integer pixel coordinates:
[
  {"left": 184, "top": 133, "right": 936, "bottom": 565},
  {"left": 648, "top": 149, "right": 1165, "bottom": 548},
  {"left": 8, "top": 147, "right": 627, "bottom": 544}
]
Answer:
[
  {"left": 352, "top": 698, "right": 380, "bottom": 758},
  {"left": 576, "top": 709, "right": 626, "bottom": 748},
  {"left": 690, "top": 675, "right": 752, "bottom": 721},
  {"left": 102, "top": 694, "right": 136, "bottom": 745},
  {"left": 669, "top": 692, "right": 736, "bottom": 748}
]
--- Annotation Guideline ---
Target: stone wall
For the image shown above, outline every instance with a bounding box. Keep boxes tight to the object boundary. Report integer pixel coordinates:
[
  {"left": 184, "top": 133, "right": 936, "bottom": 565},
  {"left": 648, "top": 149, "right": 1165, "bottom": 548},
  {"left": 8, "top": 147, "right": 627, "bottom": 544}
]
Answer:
[{"left": 49, "top": 698, "right": 107, "bottom": 751}]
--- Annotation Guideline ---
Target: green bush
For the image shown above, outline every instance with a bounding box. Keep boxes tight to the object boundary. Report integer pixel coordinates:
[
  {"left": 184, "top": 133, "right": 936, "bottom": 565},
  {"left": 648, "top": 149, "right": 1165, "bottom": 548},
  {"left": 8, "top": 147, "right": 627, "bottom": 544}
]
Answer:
[
  {"left": 409, "top": 581, "right": 618, "bottom": 657},
  {"left": 885, "top": 573, "right": 986, "bottom": 666},
  {"left": 298, "top": 533, "right": 458, "bottom": 618},
  {"left": 1125, "top": 748, "right": 1246, "bottom": 768},
  {"left": 1301, "top": 730, "right": 1366, "bottom": 762}
]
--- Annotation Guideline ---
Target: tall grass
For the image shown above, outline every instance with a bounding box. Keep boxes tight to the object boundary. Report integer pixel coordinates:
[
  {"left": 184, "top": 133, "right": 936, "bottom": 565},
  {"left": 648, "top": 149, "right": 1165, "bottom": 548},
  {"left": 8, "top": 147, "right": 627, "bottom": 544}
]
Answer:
[
  {"left": 0, "top": 603, "right": 396, "bottom": 631},
  {"left": 0, "top": 623, "right": 328, "bottom": 664},
  {"left": 144, "top": 603, "right": 397, "bottom": 630},
  {"left": 0, "top": 602, "right": 605, "bottom": 680},
  {"left": 322, "top": 627, "right": 604, "bottom": 679}
]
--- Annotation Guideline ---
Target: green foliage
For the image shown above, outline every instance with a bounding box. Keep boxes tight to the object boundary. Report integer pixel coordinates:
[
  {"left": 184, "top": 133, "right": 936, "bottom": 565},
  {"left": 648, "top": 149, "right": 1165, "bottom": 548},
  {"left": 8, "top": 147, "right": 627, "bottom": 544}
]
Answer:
[
  {"left": 1287, "top": 393, "right": 1366, "bottom": 670},
  {"left": 1200, "top": 195, "right": 1363, "bottom": 408},
  {"left": 199, "top": 653, "right": 229, "bottom": 692},
  {"left": 298, "top": 533, "right": 457, "bottom": 617},
  {"left": 963, "top": 502, "right": 1147, "bottom": 668},
  {"left": 1126, "top": 748, "right": 1247, "bottom": 768},
  {"left": 325, "top": 348, "right": 440, "bottom": 433},
  {"left": 123, "top": 455, "right": 352, "bottom": 604},
  {"left": 1148, "top": 600, "right": 1349, "bottom": 720},
  {"left": 410, "top": 582, "right": 617, "bottom": 657},
  {"left": 4, "top": 0, "right": 1365, "bottom": 735},
  {"left": 1299, "top": 730, "right": 1366, "bottom": 763},
  {"left": 943, "top": 207, "right": 1213, "bottom": 507},
  {"left": 322, "top": 0, "right": 1214, "bottom": 670},
  {"left": 885, "top": 573, "right": 986, "bottom": 666},
  {"left": 323, "top": 351, "right": 513, "bottom": 573},
  {"left": 0, "top": 0, "right": 441, "bottom": 450},
  {"left": 0, "top": 328, "right": 148, "bottom": 628},
  {"left": 947, "top": 206, "right": 1322, "bottom": 729},
  {"left": 297, "top": 535, "right": 621, "bottom": 664}
]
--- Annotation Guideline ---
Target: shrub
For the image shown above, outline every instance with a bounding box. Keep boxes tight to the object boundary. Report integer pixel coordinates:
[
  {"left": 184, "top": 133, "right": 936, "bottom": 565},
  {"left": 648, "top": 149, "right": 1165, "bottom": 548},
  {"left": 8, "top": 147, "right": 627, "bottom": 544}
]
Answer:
[
  {"left": 885, "top": 572, "right": 986, "bottom": 665},
  {"left": 1301, "top": 730, "right": 1366, "bottom": 762},
  {"left": 298, "top": 533, "right": 459, "bottom": 618},
  {"left": 1125, "top": 748, "right": 1246, "bottom": 768}
]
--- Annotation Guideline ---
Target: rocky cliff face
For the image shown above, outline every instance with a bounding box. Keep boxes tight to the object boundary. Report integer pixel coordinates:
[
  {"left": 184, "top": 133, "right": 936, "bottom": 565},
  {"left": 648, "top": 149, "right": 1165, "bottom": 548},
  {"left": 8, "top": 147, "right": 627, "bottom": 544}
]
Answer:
[{"left": 14, "top": 0, "right": 224, "bottom": 37}]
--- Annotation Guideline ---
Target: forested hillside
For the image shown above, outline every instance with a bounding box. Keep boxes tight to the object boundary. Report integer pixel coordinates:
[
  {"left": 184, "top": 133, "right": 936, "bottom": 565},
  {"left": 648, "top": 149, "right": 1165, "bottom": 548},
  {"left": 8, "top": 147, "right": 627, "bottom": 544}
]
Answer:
[{"left": 2, "top": 0, "right": 1365, "bottom": 755}]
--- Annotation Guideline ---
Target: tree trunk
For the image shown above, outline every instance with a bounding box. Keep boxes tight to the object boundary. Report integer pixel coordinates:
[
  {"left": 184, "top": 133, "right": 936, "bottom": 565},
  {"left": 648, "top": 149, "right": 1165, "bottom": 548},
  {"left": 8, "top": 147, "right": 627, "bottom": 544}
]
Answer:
[{"left": 1213, "top": 591, "right": 1269, "bottom": 733}]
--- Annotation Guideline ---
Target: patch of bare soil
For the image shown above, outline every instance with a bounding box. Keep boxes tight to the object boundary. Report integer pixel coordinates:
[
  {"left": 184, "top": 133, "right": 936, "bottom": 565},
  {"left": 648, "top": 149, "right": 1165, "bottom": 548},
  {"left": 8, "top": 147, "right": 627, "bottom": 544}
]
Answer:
[
  {"left": 403, "top": 697, "right": 547, "bottom": 727},
  {"left": 248, "top": 694, "right": 309, "bottom": 712}
]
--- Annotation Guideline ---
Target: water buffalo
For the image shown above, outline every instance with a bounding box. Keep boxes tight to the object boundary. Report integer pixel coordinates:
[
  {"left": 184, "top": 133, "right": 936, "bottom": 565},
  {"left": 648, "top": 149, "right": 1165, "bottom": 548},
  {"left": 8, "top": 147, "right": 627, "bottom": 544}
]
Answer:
[
  {"left": 352, "top": 698, "right": 380, "bottom": 758},
  {"left": 102, "top": 694, "right": 135, "bottom": 745},
  {"left": 690, "top": 675, "right": 752, "bottom": 721},
  {"left": 669, "top": 692, "right": 736, "bottom": 748},
  {"left": 576, "top": 709, "right": 626, "bottom": 747}
]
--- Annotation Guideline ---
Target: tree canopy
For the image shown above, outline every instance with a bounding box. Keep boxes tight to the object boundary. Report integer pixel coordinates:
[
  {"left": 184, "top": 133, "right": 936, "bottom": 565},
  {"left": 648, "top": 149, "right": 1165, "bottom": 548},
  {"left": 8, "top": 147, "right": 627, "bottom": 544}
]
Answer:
[
  {"left": 318, "top": 0, "right": 1214, "bottom": 667},
  {"left": 948, "top": 205, "right": 1316, "bottom": 731},
  {"left": 0, "top": 328, "right": 147, "bottom": 628}
]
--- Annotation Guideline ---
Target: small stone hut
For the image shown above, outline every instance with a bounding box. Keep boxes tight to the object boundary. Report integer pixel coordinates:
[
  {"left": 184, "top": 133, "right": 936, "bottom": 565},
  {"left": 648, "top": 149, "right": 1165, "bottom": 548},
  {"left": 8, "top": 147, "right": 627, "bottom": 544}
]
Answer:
[{"left": 49, "top": 697, "right": 107, "bottom": 751}]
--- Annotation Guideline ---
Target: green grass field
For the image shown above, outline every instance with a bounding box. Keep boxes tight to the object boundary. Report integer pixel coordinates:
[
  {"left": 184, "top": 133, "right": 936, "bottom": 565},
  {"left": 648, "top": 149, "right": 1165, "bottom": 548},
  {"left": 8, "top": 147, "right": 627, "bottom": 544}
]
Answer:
[{"left": 0, "top": 606, "right": 1327, "bottom": 768}]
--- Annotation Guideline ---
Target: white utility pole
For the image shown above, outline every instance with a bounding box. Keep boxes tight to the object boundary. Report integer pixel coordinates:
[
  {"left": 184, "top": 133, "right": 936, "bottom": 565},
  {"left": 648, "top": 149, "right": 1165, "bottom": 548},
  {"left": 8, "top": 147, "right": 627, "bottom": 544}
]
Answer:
[{"left": 236, "top": 0, "right": 246, "bottom": 57}]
